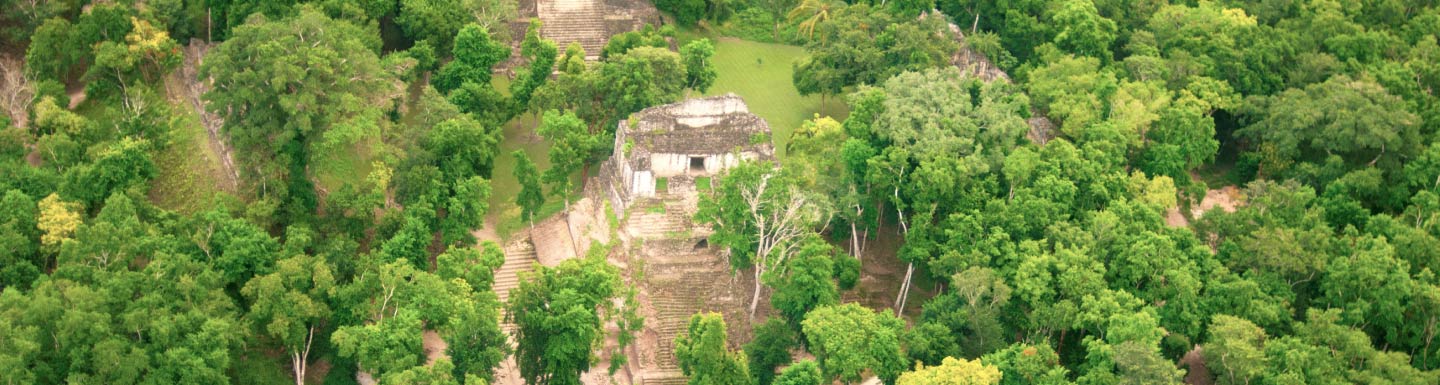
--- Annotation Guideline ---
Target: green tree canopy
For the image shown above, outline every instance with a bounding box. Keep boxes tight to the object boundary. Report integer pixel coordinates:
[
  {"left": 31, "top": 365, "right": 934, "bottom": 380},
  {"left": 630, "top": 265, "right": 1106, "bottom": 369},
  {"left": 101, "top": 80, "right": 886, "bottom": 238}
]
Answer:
[
  {"left": 675, "top": 312, "right": 752, "bottom": 385},
  {"left": 801, "top": 303, "right": 907, "bottom": 385}
]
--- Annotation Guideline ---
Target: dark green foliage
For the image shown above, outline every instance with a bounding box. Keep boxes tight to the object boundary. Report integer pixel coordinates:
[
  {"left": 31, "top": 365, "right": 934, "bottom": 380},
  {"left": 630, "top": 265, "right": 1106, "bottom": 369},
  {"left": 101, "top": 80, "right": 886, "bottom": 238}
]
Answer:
[
  {"left": 433, "top": 23, "right": 510, "bottom": 94},
  {"left": 767, "top": 237, "right": 841, "bottom": 327},
  {"left": 744, "top": 318, "right": 797, "bottom": 385},
  {"left": 202, "top": 7, "right": 392, "bottom": 215},
  {"left": 793, "top": 4, "right": 958, "bottom": 98},
  {"left": 675, "top": 313, "right": 752, "bottom": 385},
  {"left": 506, "top": 249, "right": 638, "bottom": 385},
  {"left": 655, "top": 0, "right": 708, "bottom": 26},
  {"left": 510, "top": 20, "right": 559, "bottom": 110},
  {"left": 512, "top": 150, "right": 545, "bottom": 224},
  {"left": 398, "top": 0, "right": 515, "bottom": 55},
  {"left": 537, "top": 111, "right": 596, "bottom": 203}
]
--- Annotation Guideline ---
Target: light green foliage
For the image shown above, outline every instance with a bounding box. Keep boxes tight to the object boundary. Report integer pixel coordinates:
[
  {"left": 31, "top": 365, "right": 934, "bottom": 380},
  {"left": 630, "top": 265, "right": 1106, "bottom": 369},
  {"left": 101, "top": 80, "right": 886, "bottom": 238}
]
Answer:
[
  {"left": 896, "top": 356, "right": 1002, "bottom": 385},
  {"left": 601, "top": 26, "right": 670, "bottom": 60},
  {"left": 801, "top": 303, "right": 907, "bottom": 385},
  {"left": 333, "top": 309, "right": 426, "bottom": 376},
  {"left": 773, "top": 360, "right": 823, "bottom": 385},
  {"left": 675, "top": 313, "right": 752, "bottom": 385},
  {"left": 1025, "top": 55, "right": 1117, "bottom": 136},
  {"left": 696, "top": 161, "right": 825, "bottom": 317},
  {"left": 1049, "top": 0, "right": 1117, "bottom": 60},
  {"left": 436, "top": 244, "right": 508, "bottom": 382},
  {"left": 381, "top": 358, "right": 462, "bottom": 385},
  {"left": 25, "top": 17, "right": 77, "bottom": 81}
]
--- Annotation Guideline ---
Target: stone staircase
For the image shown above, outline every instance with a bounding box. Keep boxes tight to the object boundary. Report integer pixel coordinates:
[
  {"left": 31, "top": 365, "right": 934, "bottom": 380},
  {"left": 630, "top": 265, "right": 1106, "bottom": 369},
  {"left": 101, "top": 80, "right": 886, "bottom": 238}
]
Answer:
[
  {"left": 642, "top": 372, "right": 688, "bottom": 385},
  {"left": 494, "top": 239, "right": 539, "bottom": 305},
  {"left": 645, "top": 252, "right": 732, "bottom": 372},
  {"left": 539, "top": 0, "right": 610, "bottom": 59},
  {"left": 626, "top": 200, "right": 694, "bottom": 239}
]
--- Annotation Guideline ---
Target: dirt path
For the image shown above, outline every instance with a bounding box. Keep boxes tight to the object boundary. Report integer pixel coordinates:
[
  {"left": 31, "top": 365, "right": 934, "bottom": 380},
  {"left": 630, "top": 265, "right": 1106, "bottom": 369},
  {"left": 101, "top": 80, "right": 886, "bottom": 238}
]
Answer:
[
  {"left": 65, "top": 84, "right": 85, "bottom": 110},
  {"left": 173, "top": 39, "right": 240, "bottom": 191}
]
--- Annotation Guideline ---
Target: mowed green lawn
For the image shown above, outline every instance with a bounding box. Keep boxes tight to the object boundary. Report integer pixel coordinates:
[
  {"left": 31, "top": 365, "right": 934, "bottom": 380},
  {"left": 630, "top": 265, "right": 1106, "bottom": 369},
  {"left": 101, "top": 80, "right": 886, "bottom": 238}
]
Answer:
[{"left": 700, "top": 38, "right": 849, "bottom": 158}]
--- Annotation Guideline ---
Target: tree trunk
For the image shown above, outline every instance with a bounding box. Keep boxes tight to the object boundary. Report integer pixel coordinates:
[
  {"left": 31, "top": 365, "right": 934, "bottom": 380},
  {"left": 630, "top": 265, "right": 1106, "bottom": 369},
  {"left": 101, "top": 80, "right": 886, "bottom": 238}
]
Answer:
[
  {"left": 895, "top": 262, "right": 914, "bottom": 316},
  {"left": 292, "top": 326, "right": 315, "bottom": 385},
  {"left": 749, "top": 264, "right": 763, "bottom": 319},
  {"left": 850, "top": 221, "right": 861, "bottom": 260}
]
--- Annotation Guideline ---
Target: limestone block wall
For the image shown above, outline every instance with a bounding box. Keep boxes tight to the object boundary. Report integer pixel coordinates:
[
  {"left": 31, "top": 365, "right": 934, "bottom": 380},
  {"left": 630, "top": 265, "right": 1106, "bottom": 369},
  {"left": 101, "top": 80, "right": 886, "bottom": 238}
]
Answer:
[{"left": 648, "top": 152, "right": 756, "bottom": 177}]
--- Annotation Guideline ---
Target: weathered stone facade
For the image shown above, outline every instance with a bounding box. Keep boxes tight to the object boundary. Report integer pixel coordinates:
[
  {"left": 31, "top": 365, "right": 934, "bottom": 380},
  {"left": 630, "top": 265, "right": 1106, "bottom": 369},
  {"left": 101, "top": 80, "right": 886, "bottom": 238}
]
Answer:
[{"left": 603, "top": 94, "right": 776, "bottom": 214}]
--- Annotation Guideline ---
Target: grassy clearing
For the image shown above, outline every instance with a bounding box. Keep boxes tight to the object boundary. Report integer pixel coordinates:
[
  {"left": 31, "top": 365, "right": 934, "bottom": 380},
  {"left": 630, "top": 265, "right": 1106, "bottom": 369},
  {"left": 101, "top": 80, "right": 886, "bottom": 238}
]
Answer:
[
  {"left": 148, "top": 102, "right": 232, "bottom": 213},
  {"left": 698, "top": 38, "right": 850, "bottom": 158}
]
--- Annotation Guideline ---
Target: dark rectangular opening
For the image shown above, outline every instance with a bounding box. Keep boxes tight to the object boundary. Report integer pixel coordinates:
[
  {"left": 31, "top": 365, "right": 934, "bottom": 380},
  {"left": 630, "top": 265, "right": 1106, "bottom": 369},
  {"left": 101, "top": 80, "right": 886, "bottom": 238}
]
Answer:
[{"left": 689, "top": 156, "right": 705, "bottom": 172}]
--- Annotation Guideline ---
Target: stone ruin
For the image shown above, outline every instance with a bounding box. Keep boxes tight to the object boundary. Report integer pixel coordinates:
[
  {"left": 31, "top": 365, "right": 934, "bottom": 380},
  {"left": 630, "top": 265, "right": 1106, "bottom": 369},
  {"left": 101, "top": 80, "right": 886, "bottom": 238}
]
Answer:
[
  {"left": 604, "top": 94, "right": 776, "bottom": 215},
  {"left": 519, "top": 0, "right": 662, "bottom": 61},
  {"left": 594, "top": 94, "right": 773, "bottom": 385}
]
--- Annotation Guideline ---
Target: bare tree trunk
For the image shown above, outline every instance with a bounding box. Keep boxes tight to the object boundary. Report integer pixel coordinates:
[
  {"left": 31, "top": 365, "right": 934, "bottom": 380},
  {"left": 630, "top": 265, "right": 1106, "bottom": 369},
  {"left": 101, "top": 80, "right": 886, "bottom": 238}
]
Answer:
[
  {"left": 293, "top": 326, "right": 315, "bottom": 385},
  {"left": 850, "top": 221, "right": 860, "bottom": 260},
  {"left": 895, "top": 262, "right": 914, "bottom": 316},
  {"left": 749, "top": 264, "right": 763, "bottom": 319}
]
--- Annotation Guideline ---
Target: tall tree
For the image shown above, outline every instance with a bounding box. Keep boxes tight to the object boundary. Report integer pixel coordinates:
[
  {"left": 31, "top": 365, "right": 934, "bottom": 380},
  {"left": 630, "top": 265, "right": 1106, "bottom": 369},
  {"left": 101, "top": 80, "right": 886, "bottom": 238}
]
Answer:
[
  {"left": 896, "top": 357, "right": 1002, "bottom": 385},
  {"left": 398, "top": 0, "right": 517, "bottom": 54},
  {"left": 506, "top": 251, "right": 640, "bottom": 385},
  {"left": 513, "top": 150, "right": 545, "bottom": 226},
  {"left": 242, "top": 254, "right": 336, "bottom": 385},
  {"left": 697, "top": 162, "right": 824, "bottom": 318},
  {"left": 681, "top": 39, "right": 718, "bottom": 94},
  {"left": 433, "top": 23, "right": 510, "bottom": 94},
  {"left": 202, "top": 7, "right": 396, "bottom": 208},
  {"left": 511, "top": 19, "right": 559, "bottom": 111},
  {"left": 674, "top": 313, "right": 752, "bottom": 385},
  {"left": 767, "top": 236, "right": 842, "bottom": 326},
  {"left": 801, "top": 303, "right": 907, "bottom": 385},
  {"left": 536, "top": 110, "right": 595, "bottom": 209}
]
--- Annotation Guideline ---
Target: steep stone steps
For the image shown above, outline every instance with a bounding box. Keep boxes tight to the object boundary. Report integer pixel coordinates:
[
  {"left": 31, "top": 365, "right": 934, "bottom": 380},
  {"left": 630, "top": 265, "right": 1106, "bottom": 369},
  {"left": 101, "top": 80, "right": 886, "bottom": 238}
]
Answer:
[
  {"left": 642, "top": 372, "right": 688, "bottom": 385},
  {"left": 494, "top": 241, "right": 539, "bottom": 305},
  {"left": 538, "top": 0, "right": 610, "bottom": 59}
]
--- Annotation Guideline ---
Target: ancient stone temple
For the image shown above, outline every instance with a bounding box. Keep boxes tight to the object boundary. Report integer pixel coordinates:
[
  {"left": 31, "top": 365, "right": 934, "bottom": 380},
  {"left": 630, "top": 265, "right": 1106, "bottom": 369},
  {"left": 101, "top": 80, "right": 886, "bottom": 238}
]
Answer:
[
  {"left": 596, "top": 95, "right": 773, "bottom": 385},
  {"left": 520, "top": 0, "right": 661, "bottom": 61},
  {"left": 603, "top": 94, "right": 776, "bottom": 214}
]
